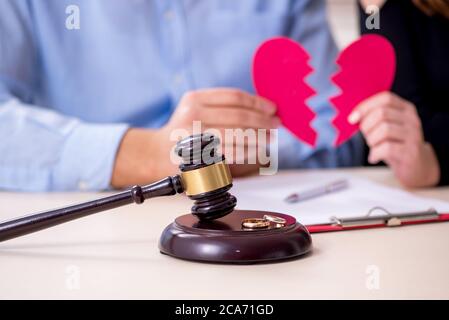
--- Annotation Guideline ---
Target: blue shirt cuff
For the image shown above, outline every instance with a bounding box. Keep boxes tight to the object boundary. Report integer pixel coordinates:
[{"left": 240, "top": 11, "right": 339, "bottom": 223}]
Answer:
[{"left": 52, "top": 122, "right": 129, "bottom": 191}]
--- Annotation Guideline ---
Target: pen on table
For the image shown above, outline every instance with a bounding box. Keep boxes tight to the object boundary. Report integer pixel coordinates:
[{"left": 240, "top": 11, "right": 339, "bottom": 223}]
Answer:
[{"left": 284, "top": 179, "right": 349, "bottom": 204}]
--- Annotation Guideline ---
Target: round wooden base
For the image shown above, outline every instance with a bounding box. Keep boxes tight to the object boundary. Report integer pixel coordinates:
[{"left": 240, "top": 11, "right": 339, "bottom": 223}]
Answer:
[{"left": 159, "top": 210, "right": 312, "bottom": 264}]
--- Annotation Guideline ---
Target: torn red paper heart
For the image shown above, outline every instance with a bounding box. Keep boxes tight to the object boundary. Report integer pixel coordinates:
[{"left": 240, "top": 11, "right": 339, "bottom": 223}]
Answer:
[
  {"left": 253, "top": 37, "right": 317, "bottom": 147},
  {"left": 331, "top": 34, "right": 396, "bottom": 146},
  {"left": 252, "top": 35, "right": 396, "bottom": 148}
]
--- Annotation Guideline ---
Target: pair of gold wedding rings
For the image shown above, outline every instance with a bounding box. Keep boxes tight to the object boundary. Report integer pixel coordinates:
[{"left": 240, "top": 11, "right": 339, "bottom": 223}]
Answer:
[{"left": 241, "top": 215, "right": 286, "bottom": 230}]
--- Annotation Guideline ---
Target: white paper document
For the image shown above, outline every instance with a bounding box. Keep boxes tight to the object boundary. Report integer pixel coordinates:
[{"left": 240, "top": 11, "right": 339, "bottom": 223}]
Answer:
[{"left": 232, "top": 172, "right": 449, "bottom": 226}]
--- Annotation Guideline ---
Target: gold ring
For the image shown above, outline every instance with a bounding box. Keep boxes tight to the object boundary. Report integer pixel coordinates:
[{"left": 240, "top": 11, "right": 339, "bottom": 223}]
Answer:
[
  {"left": 263, "top": 215, "right": 286, "bottom": 225},
  {"left": 242, "top": 218, "right": 270, "bottom": 229}
]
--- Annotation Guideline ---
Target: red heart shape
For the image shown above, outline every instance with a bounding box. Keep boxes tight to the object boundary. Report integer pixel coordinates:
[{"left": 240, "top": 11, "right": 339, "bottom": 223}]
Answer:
[
  {"left": 253, "top": 37, "right": 317, "bottom": 147},
  {"left": 252, "top": 35, "right": 396, "bottom": 148},
  {"left": 331, "top": 34, "right": 396, "bottom": 146}
]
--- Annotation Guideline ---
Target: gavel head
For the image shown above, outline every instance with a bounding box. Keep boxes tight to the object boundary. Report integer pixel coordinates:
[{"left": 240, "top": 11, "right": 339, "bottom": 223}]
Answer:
[{"left": 175, "top": 134, "right": 237, "bottom": 221}]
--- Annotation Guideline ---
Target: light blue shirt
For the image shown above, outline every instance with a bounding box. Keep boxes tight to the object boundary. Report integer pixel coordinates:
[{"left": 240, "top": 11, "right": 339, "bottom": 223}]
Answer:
[{"left": 0, "top": 0, "right": 364, "bottom": 191}]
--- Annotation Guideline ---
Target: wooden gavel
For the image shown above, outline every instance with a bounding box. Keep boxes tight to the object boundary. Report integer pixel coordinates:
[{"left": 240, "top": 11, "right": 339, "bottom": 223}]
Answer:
[{"left": 0, "top": 134, "right": 237, "bottom": 242}]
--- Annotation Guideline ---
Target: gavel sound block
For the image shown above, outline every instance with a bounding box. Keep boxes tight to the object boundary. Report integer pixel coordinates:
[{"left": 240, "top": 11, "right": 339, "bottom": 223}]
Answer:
[
  {"left": 159, "top": 210, "right": 311, "bottom": 263},
  {"left": 0, "top": 134, "right": 312, "bottom": 264},
  {"left": 160, "top": 134, "right": 311, "bottom": 263}
]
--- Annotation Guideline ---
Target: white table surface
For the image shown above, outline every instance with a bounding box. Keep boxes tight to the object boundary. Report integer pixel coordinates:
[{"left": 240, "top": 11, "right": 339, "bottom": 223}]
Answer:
[{"left": 1, "top": 168, "right": 448, "bottom": 299}]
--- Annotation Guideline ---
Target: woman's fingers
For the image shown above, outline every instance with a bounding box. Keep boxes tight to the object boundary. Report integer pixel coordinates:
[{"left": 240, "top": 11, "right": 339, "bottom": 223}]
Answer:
[
  {"left": 368, "top": 141, "right": 404, "bottom": 164},
  {"left": 348, "top": 91, "right": 408, "bottom": 124},
  {"left": 359, "top": 106, "right": 404, "bottom": 135},
  {"left": 345, "top": 91, "right": 440, "bottom": 188},
  {"left": 352, "top": 91, "right": 424, "bottom": 149},
  {"left": 365, "top": 122, "right": 405, "bottom": 147}
]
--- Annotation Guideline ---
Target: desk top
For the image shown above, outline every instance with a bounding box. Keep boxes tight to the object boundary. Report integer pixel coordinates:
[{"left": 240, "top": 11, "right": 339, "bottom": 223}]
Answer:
[{"left": 1, "top": 168, "right": 448, "bottom": 299}]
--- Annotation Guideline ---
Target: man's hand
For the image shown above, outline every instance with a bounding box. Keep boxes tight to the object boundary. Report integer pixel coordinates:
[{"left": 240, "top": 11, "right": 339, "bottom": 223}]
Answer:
[
  {"left": 349, "top": 91, "right": 440, "bottom": 188},
  {"left": 111, "top": 128, "right": 176, "bottom": 188},
  {"left": 167, "top": 88, "right": 278, "bottom": 132},
  {"left": 163, "top": 88, "right": 279, "bottom": 177},
  {"left": 111, "top": 88, "right": 279, "bottom": 188}
]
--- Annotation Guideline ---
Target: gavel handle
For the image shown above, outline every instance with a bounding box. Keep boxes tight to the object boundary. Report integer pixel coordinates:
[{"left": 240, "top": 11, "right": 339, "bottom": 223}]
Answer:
[{"left": 0, "top": 175, "right": 183, "bottom": 243}]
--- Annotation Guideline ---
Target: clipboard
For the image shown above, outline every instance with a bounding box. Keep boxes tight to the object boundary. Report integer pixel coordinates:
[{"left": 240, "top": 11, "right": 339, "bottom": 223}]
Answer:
[{"left": 306, "top": 207, "right": 449, "bottom": 233}]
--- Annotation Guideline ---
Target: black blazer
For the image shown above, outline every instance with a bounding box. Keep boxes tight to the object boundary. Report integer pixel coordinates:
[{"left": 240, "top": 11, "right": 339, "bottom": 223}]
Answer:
[{"left": 359, "top": 0, "right": 449, "bottom": 185}]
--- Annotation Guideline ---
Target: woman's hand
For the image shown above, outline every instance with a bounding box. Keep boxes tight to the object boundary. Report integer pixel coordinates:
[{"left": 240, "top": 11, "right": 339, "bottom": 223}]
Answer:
[
  {"left": 348, "top": 91, "right": 440, "bottom": 188},
  {"left": 111, "top": 88, "right": 279, "bottom": 188}
]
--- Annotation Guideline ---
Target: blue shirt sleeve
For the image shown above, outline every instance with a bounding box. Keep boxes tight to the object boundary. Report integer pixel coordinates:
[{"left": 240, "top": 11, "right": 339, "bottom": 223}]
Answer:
[
  {"left": 0, "top": 1, "right": 128, "bottom": 191},
  {"left": 0, "top": 99, "right": 128, "bottom": 191}
]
